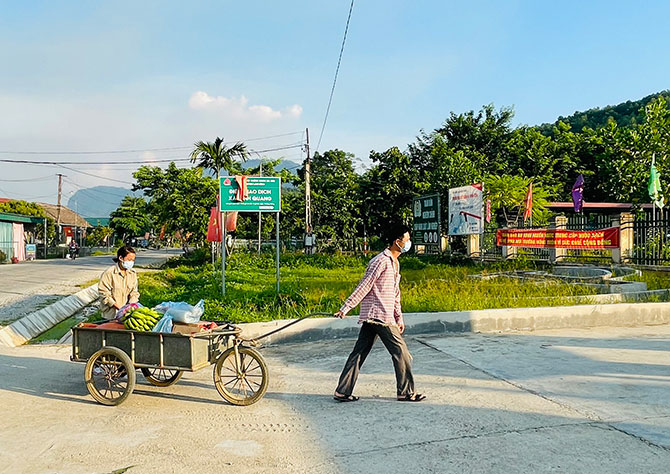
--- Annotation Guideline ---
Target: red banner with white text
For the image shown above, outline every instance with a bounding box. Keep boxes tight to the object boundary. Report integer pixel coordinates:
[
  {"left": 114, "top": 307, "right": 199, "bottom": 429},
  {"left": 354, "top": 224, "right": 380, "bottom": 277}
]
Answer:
[{"left": 496, "top": 228, "right": 620, "bottom": 249}]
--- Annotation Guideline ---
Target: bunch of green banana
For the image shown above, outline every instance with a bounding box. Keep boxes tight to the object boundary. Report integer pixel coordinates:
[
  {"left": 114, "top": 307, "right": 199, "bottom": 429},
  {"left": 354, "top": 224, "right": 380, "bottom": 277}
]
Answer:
[{"left": 122, "top": 307, "right": 161, "bottom": 331}]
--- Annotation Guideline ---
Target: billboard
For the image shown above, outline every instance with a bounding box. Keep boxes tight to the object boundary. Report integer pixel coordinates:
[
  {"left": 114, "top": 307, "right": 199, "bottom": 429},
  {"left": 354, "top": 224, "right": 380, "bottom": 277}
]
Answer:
[
  {"left": 219, "top": 176, "right": 282, "bottom": 212},
  {"left": 412, "top": 194, "right": 441, "bottom": 247},
  {"left": 448, "top": 183, "right": 483, "bottom": 235}
]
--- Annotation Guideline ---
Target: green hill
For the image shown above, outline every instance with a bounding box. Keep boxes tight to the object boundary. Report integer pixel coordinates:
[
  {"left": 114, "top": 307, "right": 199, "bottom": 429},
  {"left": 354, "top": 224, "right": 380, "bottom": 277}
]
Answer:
[{"left": 537, "top": 90, "right": 670, "bottom": 135}]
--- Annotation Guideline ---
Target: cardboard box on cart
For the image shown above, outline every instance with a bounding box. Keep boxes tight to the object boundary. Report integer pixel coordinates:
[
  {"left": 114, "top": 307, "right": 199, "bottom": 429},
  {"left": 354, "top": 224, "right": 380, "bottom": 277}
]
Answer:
[{"left": 172, "top": 322, "right": 205, "bottom": 335}]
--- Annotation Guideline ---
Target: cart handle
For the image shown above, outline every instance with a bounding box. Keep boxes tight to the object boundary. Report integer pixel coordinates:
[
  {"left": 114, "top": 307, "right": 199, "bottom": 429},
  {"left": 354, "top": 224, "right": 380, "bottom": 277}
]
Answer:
[{"left": 250, "top": 312, "right": 335, "bottom": 343}]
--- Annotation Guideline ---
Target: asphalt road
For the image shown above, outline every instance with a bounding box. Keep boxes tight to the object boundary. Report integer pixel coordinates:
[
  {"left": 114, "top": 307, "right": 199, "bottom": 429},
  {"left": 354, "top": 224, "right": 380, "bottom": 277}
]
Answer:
[
  {"left": 1, "top": 325, "right": 669, "bottom": 473},
  {"left": 0, "top": 249, "right": 181, "bottom": 323}
]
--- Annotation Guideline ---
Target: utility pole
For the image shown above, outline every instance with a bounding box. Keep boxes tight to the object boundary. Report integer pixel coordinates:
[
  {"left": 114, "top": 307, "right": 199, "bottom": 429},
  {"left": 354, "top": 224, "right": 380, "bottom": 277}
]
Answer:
[
  {"left": 304, "top": 128, "right": 313, "bottom": 254},
  {"left": 56, "top": 173, "right": 64, "bottom": 243}
]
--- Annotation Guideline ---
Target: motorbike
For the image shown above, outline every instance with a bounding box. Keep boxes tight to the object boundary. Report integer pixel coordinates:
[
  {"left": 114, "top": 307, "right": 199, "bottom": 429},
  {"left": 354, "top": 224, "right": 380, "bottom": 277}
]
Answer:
[{"left": 69, "top": 247, "right": 79, "bottom": 260}]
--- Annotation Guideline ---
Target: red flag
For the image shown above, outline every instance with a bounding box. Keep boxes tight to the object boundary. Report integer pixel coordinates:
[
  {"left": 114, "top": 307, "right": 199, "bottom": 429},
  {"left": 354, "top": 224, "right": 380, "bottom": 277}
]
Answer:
[
  {"left": 159, "top": 224, "right": 166, "bottom": 240},
  {"left": 485, "top": 199, "right": 491, "bottom": 223},
  {"left": 523, "top": 183, "right": 533, "bottom": 222},
  {"left": 225, "top": 211, "right": 238, "bottom": 232},
  {"left": 206, "top": 207, "right": 222, "bottom": 242}
]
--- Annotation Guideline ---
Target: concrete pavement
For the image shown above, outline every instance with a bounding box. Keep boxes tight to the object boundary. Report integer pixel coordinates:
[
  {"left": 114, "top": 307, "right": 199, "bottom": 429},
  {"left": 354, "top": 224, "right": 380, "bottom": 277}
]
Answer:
[
  {"left": 0, "top": 249, "right": 181, "bottom": 324},
  {"left": 1, "top": 324, "right": 669, "bottom": 473}
]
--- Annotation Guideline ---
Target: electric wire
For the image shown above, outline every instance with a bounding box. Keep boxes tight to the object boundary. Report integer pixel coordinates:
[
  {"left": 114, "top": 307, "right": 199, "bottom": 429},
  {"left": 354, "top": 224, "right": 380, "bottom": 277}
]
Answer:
[
  {"left": 0, "top": 131, "right": 304, "bottom": 155},
  {"left": 315, "top": 0, "right": 355, "bottom": 153},
  {"left": 0, "top": 143, "right": 304, "bottom": 165},
  {"left": 0, "top": 175, "right": 54, "bottom": 182}
]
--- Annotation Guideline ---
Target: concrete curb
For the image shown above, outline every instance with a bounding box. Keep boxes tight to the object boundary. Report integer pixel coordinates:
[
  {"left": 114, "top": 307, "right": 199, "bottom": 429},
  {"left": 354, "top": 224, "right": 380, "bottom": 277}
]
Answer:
[
  {"left": 237, "top": 301, "right": 670, "bottom": 345},
  {"left": 0, "top": 284, "right": 99, "bottom": 347}
]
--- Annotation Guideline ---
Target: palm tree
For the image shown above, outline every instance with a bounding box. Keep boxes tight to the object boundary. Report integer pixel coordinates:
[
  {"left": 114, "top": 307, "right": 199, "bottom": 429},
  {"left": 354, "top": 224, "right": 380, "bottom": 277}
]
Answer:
[{"left": 189, "top": 137, "right": 248, "bottom": 179}]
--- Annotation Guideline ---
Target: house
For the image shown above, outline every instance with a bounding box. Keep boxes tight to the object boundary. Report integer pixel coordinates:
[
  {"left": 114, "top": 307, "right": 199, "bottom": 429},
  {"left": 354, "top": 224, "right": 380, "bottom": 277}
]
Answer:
[{"left": 0, "top": 198, "right": 92, "bottom": 261}]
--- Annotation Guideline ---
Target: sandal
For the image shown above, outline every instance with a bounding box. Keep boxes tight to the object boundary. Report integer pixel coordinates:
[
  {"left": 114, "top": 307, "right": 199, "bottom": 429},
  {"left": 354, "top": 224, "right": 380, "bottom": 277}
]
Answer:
[
  {"left": 333, "top": 394, "right": 360, "bottom": 402},
  {"left": 397, "top": 393, "right": 426, "bottom": 402}
]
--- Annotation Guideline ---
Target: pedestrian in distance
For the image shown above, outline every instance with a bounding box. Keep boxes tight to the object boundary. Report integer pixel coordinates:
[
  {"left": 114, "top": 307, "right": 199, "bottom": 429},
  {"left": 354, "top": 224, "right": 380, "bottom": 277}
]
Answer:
[
  {"left": 333, "top": 223, "right": 426, "bottom": 403},
  {"left": 98, "top": 246, "right": 140, "bottom": 321}
]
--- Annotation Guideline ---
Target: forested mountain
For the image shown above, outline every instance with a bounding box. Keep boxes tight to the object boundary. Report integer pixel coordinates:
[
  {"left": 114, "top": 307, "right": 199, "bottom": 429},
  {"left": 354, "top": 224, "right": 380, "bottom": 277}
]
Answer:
[{"left": 537, "top": 90, "right": 670, "bottom": 135}]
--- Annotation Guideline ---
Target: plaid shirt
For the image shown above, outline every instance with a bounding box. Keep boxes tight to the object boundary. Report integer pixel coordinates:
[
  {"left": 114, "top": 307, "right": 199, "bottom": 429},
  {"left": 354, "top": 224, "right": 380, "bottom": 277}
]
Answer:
[{"left": 340, "top": 249, "right": 403, "bottom": 326}]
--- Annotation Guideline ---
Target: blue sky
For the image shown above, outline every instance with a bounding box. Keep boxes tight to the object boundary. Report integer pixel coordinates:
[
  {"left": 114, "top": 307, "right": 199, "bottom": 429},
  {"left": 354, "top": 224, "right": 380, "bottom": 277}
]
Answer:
[{"left": 1, "top": 0, "right": 669, "bottom": 204}]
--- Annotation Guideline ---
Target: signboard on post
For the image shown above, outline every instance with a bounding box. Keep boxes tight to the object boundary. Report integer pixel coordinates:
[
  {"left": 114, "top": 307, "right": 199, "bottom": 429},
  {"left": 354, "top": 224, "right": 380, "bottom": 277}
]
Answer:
[
  {"left": 218, "top": 176, "right": 283, "bottom": 296},
  {"left": 412, "top": 194, "right": 441, "bottom": 248},
  {"left": 448, "top": 183, "right": 483, "bottom": 235},
  {"left": 219, "top": 176, "right": 281, "bottom": 212},
  {"left": 25, "top": 244, "right": 36, "bottom": 260}
]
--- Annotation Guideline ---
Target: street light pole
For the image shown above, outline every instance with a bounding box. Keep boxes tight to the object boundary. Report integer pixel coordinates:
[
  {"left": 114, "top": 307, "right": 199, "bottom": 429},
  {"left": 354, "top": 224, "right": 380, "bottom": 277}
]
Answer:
[{"left": 258, "top": 159, "right": 263, "bottom": 255}]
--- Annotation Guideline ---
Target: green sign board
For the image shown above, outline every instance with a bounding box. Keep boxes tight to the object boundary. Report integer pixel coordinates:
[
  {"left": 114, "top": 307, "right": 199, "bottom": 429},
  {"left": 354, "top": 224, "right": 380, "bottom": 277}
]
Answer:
[
  {"left": 412, "top": 194, "right": 441, "bottom": 246},
  {"left": 219, "top": 176, "right": 282, "bottom": 212}
]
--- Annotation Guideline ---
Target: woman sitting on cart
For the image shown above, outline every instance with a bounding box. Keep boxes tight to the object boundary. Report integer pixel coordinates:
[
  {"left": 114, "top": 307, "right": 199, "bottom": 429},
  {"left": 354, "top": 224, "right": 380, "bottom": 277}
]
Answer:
[{"left": 98, "top": 246, "right": 140, "bottom": 321}]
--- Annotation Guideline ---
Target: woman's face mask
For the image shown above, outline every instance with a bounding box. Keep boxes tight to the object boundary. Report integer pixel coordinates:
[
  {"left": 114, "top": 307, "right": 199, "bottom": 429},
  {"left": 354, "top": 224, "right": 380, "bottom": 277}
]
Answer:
[{"left": 121, "top": 259, "right": 134, "bottom": 270}]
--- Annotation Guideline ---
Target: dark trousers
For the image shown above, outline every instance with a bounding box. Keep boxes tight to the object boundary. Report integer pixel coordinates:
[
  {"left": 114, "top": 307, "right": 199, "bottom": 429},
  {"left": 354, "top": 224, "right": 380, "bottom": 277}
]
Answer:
[{"left": 335, "top": 322, "right": 415, "bottom": 397}]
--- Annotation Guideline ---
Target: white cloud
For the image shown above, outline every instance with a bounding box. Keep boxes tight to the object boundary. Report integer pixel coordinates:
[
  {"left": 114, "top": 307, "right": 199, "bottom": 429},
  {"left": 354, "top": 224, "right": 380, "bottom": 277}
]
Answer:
[{"left": 188, "top": 91, "right": 302, "bottom": 122}]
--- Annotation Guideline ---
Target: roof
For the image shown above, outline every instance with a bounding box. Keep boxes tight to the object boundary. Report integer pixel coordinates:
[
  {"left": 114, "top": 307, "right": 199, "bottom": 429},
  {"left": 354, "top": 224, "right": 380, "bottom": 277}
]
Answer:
[
  {"left": 0, "top": 212, "right": 44, "bottom": 224},
  {"left": 36, "top": 202, "right": 91, "bottom": 227},
  {"left": 0, "top": 198, "right": 90, "bottom": 226},
  {"left": 85, "top": 217, "right": 111, "bottom": 227},
  {"left": 547, "top": 202, "right": 653, "bottom": 211}
]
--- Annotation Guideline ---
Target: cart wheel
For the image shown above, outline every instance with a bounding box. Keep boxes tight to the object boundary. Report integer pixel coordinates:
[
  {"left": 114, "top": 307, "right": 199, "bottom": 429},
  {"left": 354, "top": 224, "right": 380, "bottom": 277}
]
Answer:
[
  {"left": 84, "top": 347, "right": 136, "bottom": 406},
  {"left": 141, "top": 367, "right": 183, "bottom": 387},
  {"left": 213, "top": 346, "right": 269, "bottom": 406}
]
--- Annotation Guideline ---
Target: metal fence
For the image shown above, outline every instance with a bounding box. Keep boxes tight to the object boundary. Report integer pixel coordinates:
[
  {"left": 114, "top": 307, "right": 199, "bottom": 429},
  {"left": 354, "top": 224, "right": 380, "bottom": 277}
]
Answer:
[
  {"left": 480, "top": 214, "right": 618, "bottom": 263},
  {"left": 562, "top": 214, "right": 615, "bottom": 263},
  {"left": 632, "top": 208, "right": 670, "bottom": 265}
]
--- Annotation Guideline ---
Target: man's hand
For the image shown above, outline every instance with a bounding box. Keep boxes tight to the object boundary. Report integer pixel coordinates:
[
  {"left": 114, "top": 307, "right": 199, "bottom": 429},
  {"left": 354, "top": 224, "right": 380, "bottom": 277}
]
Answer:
[
  {"left": 334, "top": 311, "right": 345, "bottom": 319},
  {"left": 398, "top": 322, "right": 405, "bottom": 334}
]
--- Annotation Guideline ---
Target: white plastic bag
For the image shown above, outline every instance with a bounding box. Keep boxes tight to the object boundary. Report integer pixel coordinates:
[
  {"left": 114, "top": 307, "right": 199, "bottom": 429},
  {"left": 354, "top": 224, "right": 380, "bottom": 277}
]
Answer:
[{"left": 161, "top": 299, "right": 204, "bottom": 324}]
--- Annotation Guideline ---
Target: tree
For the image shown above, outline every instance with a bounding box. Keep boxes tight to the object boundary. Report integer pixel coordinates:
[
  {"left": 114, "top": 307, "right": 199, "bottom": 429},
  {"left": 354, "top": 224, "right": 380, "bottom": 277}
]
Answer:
[
  {"left": 86, "top": 226, "right": 114, "bottom": 246},
  {"left": 485, "top": 175, "right": 553, "bottom": 227},
  {"left": 360, "top": 147, "right": 427, "bottom": 237},
  {"left": 502, "top": 125, "right": 578, "bottom": 196},
  {"left": 310, "top": 149, "right": 361, "bottom": 249},
  {"left": 190, "top": 137, "right": 248, "bottom": 179},
  {"left": 109, "top": 196, "right": 152, "bottom": 242}
]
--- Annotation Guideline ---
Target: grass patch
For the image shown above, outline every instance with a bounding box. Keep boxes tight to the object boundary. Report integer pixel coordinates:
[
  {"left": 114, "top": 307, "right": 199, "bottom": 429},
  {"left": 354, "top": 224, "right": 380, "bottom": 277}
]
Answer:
[
  {"left": 29, "top": 310, "right": 103, "bottom": 344},
  {"left": 136, "top": 253, "right": 598, "bottom": 324},
  {"left": 30, "top": 316, "right": 78, "bottom": 343},
  {"left": 630, "top": 270, "right": 670, "bottom": 291},
  {"left": 77, "top": 279, "right": 100, "bottom": 288}
]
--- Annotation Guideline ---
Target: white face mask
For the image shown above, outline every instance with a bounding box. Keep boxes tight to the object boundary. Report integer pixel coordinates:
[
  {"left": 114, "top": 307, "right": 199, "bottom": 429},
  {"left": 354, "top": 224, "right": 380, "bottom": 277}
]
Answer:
[
  {"left": 121, "top": 260, "right": 134, "bottom": 270},
  {"left": 397, "top": 239, "right": 412, "bottom": 253}
]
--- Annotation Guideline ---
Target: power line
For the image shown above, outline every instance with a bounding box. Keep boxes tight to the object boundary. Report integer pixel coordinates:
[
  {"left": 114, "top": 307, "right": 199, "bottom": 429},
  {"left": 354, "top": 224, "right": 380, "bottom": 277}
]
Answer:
[
  {"left": 315, "top": 0, "right": 355, "bottom": 153},
  {"left": 56, "top": 164, "right": 130, "bottom": 184},
  {"left": 0, "top": 143, "right": 304, "bottom": 165},
  {"left": 0, "top": 175, "right": 54, "bottom": 182},
  {"left": 0, "top": 131, "right": 304, "bottom": 155}
]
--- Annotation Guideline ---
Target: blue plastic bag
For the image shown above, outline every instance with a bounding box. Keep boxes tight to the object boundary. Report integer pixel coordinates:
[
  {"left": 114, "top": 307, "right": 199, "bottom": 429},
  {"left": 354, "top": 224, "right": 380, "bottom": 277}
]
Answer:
[{"left": 152, "top": 314, "right": 174, "bottom": 333}]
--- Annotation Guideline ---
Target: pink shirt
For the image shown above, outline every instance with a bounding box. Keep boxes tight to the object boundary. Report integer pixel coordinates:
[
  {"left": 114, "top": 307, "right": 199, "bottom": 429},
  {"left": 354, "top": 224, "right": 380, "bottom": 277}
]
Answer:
[{"left": 340, "top": 249, "right": 403, "bottom": 326}]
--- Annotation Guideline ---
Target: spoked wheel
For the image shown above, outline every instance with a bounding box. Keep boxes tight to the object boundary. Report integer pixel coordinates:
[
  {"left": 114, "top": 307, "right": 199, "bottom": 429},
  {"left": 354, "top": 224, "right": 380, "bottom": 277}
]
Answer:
[
  {"left": 141, "top": 367, "right": 183, "bottom": 387},
  {"left": 213, "top": 346, "right": 269, "bottom": 406},
  {"left": 84, "top": 347, "right": 135, "bottom": 406}
]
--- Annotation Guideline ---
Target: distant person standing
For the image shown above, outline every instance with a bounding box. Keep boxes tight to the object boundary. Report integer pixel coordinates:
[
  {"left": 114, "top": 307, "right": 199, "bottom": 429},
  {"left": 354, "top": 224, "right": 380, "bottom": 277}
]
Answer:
[
  {"left": 333, "top": 223, "right": 425, "bottom": 403},
  {"left": 98, "top": 246, "right": 139, "bottom": 320}
]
